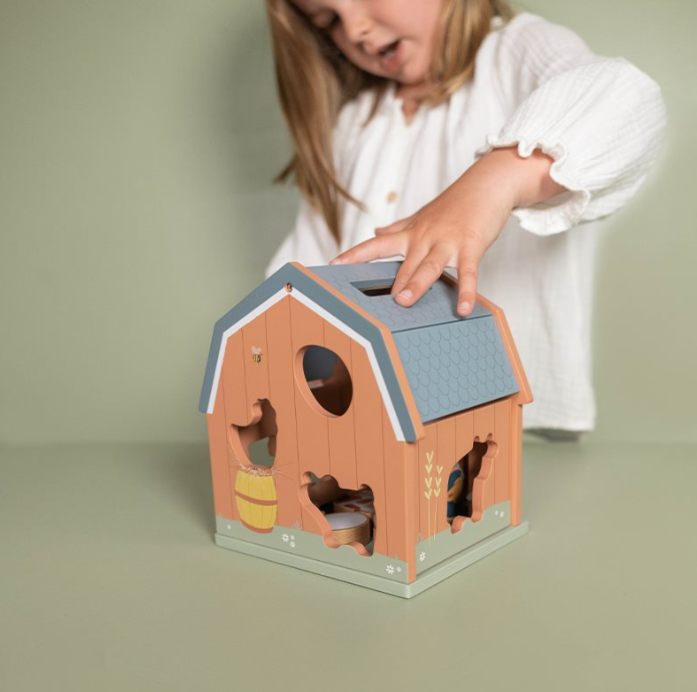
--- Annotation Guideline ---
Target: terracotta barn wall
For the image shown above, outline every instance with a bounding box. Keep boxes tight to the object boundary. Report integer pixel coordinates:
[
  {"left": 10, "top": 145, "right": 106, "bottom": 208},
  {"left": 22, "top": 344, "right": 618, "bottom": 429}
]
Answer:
[
  {"left": 220, "top": 330, "right": 250, "bottom": 523},
  {"left": 417, "top": 421, "right": 447, "bottom": 540},
  {"left": 509, "top": 402, "right": 523, "bottom": 526},
  {"left": 494, "top": 399, "right": 510, "bottom": 505},
  {"left": 222, "top": 330, "right": 250, "bottom": 426},
  {"left": 265, "top": 297, "right": 302, "bottom": 529},
  {"left": 350, "top": 338, "right": 388, "bottom": 556},
  {"left": 289, "top": 298, "right": 331, "bottom": 535},
  {"left": 206, "top": 382, "right": 235, "bottom": 520},
  {"left": 211, "top": 296, "right": 418, "bottom": 559},
  {"left": 472, "top": 404, "right": 496, "bottom": 518},
  {"left": 416, "top": 398, "right": 516, "bottom": 540},
  {"left": 241, "top": 310, "right": 270, "bottom": 405},
  {"left": 286, "top": 300, "right": 414, "bottom": 557},
  {"left": 226, "top": 318, "right": 274, "bottom": 526},
  {"left": 383, "top": 412, "right": 416, "bottom": 567},
  {"left": 323, "top": 320, "right": 358, "bottom": 490}
]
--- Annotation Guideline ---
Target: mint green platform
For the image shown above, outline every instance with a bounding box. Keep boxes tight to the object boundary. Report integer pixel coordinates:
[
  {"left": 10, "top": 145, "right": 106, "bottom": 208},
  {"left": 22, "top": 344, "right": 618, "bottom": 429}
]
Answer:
[
  {"left": 215, "top": 521, "right": 529, "bottom": 598},
  {"left": 214, "top": 501, "right": 527, "bottom": 598}
]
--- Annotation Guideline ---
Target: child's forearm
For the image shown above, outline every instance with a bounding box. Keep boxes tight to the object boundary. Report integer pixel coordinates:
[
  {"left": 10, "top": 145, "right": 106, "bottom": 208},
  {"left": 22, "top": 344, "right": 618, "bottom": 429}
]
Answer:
[
  {"left": 330, "top": 145, "right": 569, "bottom": 316},
  {"left": 461, "top": 146, "right": 567, "bottom": 212}
]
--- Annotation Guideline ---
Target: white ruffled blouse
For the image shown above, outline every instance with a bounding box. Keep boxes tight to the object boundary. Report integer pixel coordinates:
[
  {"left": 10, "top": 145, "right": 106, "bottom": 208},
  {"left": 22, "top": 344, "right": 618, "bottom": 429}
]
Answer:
[{"left": 265, "top": 13, "right": 666, "bottom": 432}]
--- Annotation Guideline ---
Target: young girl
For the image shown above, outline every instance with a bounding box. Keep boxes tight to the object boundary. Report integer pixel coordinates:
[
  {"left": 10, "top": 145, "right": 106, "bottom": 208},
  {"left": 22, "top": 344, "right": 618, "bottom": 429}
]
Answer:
[{"left": 263, "top": 0, "right": 666, "bottom": 436}]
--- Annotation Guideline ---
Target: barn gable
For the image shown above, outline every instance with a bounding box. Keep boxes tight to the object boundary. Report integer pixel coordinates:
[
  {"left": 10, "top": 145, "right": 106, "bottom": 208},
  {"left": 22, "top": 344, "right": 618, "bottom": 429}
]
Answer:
[
  {"left": 199, "top": 261, "right": 523, "bottom": 440},
  {"left": 198, "top": 262, "right": 424, "bottom": 441}
]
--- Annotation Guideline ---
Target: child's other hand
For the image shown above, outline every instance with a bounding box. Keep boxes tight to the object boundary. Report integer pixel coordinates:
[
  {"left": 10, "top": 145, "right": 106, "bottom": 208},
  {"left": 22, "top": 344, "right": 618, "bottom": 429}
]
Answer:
[{"left": 330, "top": 147, "right": 565, "bottom": 316}]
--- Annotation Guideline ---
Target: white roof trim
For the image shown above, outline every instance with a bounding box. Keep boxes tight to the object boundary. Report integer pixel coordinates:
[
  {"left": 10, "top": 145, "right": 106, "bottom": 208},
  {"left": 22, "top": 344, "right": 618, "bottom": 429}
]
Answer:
[{"left": 206, "top": 287, "right": 406, "bottom": 442}]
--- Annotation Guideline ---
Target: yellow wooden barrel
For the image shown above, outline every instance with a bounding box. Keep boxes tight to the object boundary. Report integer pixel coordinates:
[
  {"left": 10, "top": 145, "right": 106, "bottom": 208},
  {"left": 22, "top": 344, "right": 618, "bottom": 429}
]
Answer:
[{"left": 234, "top": 466, "right": 277, "bottom": 533}]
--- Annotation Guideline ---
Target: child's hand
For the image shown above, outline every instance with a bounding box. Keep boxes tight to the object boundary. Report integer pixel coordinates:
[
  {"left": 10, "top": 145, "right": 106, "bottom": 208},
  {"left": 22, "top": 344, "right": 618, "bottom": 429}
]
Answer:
[{"left": 330, "top": 147, "right": 566, "bottom": 316}]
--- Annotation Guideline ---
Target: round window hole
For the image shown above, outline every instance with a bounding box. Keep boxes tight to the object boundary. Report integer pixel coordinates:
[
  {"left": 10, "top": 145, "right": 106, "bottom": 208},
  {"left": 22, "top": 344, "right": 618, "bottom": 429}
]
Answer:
[{"left": 301, "top": 345, "right": 353, "bottom": 416}]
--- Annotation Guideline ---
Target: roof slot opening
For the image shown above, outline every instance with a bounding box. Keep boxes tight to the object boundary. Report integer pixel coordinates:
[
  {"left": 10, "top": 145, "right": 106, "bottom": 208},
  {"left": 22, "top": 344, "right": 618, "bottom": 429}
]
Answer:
[
  {"left": 351, "top": 275, "right": 453, "bottom": 298},
  {"left": 354, "top": 282, "right": 395, "bottom": 297}
]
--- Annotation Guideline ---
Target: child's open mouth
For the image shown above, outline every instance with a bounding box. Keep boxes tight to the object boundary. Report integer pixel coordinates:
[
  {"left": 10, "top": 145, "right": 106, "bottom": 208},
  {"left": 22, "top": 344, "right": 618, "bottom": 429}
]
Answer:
[{"left": 379, "top": 40, "right": 402, "bottom": 70}]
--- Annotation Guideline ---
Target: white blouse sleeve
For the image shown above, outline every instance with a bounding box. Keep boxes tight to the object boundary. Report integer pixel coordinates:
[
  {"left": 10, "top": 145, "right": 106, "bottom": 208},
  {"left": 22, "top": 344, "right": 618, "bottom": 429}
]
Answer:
[
  {"left": 477, "top": 14, "right": 667, "bottom": 235},
  {"left": 264, "top": 196, "right": 339, "bottom": 279}
]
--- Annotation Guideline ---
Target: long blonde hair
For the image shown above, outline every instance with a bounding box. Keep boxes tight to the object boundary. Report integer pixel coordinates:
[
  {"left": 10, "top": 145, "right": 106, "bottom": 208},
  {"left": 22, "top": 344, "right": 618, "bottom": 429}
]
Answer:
[{"left": 265, "top": 0, "right": 514, "bottom": 242}]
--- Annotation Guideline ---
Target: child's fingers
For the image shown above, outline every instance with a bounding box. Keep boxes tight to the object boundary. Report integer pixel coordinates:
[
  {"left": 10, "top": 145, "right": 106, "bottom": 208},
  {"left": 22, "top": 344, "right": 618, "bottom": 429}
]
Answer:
[
  {"left": 456, "top": 249, "right": 482, "bottom": 317},
  {"left": 375, "top": 216, "right": 414, "bottom": 236},
  {"left": 330, "top": 232, "right": 407, "bottom": 265},
  {"left": 390, "top": 246, "right": 429, "bottom": 296},
  {"left": 393, "top": 245, "right": 453, "bottom": 307}
]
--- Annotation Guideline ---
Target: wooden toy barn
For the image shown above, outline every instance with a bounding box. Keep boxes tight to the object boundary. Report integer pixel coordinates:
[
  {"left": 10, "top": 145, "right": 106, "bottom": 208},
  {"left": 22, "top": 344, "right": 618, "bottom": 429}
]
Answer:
[{"left": 199, "top": 261, "right": 532, "bottom": 598}]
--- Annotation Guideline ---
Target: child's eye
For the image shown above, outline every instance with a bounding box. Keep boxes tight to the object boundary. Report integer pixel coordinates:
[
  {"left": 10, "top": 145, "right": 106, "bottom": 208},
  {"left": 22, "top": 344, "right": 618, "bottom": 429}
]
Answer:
[{"left": 320, "top": 13, "right": 340, "bottom": 31}]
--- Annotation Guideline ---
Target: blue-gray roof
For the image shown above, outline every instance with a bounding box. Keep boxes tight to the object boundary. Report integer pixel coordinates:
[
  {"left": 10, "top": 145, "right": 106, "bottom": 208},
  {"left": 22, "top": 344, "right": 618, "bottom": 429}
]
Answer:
[
  {"left": 309, "top": 263, "right": 519, "bottom": 423},
  {"left": 199, "top": 262, "right": 519, "bottom": 441}
]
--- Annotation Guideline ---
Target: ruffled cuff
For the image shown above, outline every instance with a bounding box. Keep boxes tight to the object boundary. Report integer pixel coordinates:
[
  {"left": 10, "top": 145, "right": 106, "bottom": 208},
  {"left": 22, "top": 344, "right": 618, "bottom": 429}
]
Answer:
[
  {"left": 475, "top": 54, "right": 666, "bottom": 236},
  {"left": 476, "top": 136, "right": 591, "bottom": 236}
]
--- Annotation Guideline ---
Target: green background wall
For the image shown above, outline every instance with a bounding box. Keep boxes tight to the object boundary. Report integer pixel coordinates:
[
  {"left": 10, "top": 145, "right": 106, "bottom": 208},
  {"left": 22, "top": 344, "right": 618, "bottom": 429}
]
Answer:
[{"left": 0, "top": 0, "right": 693, "bottom": 445}]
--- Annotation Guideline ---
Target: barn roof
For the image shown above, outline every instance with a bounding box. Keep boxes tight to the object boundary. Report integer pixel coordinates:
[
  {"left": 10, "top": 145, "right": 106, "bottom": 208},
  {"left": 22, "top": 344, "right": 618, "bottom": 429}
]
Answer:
[
  {"left": 199, "top": 262, "right": 529, "bottom": 442},
  {"left": 310, "top": 262, "right": 521, "bottom": 423}
]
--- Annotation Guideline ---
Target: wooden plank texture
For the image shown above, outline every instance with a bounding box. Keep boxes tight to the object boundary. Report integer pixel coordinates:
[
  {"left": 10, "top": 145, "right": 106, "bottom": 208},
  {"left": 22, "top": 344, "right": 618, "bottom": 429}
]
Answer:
[
  {"left": 323, "top": 321, "right": 358, "bottom": 490},
  {"left": 473, "top": 402, "right": 495, "bottom": 442},
  {"left": 266, "top": 297, "right": 302, "bottom": 529},
  {"left": 207, "top": 384, "right": 235, "bottom": 520},
  {"left": 510, "top": 404, "right": 523, "bottom": 525},
  {"left": 241, "top": 313, "right": 270, "bottom": 406},
  {"left": 222, "top": 330, "right": 250, "bottom": 426},
  {"left": 350, "top": 339, "right": 387, "bottom": 557},
  {"left": 435, "top": 417, "right": 456, "bottom": 535},
  {"left": 417, "top": 423, "right": 439, "bottom": 541},
  {"left": 290, "top": 298, "right": 329, "bottom": 533},
  {"left": 383, "top": 413, "right": 410, "bottom": 562},
  {"left": 494, "top": 399, "right": 511, "bottom": 505}
]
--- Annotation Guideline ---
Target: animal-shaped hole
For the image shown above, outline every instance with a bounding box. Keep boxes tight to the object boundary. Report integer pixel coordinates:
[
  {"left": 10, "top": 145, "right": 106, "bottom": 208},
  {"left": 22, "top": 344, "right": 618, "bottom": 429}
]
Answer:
[
  {"left": 302, "top": 473, "right": 375, "bottom": 556},
  {"left": 448, "top": 439, "right": 488, "bottom": 526},
  {"left": 230, "top": 399, "right": 277, "bottom": 469}
]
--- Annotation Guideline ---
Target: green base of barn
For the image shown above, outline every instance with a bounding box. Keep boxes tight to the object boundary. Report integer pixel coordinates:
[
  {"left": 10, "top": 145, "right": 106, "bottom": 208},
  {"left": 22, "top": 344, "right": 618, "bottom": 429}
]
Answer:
[{"left": 214, "top": 519, "right": 529, "bottom": 599}]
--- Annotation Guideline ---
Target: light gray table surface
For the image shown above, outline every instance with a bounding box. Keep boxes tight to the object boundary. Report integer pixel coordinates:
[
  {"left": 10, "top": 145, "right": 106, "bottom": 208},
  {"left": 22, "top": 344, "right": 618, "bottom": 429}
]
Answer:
[{"left": 1, "top": 439, "right": 695, "bottom": 691}]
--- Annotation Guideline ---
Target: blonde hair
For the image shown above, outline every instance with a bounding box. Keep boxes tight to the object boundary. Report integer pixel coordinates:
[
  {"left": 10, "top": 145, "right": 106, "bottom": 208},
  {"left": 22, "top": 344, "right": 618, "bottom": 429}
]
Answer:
[{"left": 265, "top": 0, "right": 514, "bottom": 243}]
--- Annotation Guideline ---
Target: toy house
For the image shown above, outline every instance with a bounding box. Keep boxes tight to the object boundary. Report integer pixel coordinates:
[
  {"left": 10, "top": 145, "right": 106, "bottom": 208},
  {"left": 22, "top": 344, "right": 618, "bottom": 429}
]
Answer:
[{"left": 199, "top": 261, "right": 532, "bottom": 598}]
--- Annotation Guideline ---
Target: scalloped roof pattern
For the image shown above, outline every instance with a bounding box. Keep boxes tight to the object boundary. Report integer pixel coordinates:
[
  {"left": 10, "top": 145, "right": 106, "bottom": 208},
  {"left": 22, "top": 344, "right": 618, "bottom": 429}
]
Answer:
[{"left": 393, "top": 318, "right": 518, "bottom": 422}]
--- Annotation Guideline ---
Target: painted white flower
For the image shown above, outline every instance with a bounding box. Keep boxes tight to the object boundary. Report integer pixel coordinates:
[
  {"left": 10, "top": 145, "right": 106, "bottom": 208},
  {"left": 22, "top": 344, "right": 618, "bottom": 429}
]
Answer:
[
  {"left": 290, "top": 541, "right": 295, "bottom": 548},
  {"left": 282, "top": 533, "right": 289, "bottom": 543},
  {"left": 396, "top": 567, "right": 402, "bottom": 573},
  {"left": 419, "top": 552, "right": 426, "bottom": 563},
  {"left": 290, "top": 535, "right": 295, "bottom": 541},
  {"left": 386, "top": 565, "right": 395, "bottom": 575}
]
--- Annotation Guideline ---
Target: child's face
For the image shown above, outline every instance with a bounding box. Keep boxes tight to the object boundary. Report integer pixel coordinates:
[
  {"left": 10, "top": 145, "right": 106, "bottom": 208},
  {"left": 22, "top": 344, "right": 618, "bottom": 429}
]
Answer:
[{"left": 292, "top": 0, "right": 444, "bottom": 89}]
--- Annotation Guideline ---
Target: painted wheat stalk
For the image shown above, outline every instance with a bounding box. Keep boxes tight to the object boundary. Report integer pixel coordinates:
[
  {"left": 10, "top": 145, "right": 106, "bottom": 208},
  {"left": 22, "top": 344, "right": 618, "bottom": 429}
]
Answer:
[{"left": 424, "top": 450, "right": 445, "bottom": 542}]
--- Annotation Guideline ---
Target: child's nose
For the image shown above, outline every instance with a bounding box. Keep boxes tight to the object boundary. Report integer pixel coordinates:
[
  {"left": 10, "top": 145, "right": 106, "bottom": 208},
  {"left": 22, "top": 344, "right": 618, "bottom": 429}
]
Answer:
[{"left": 341, "top": 9, "right": 373, "bottom": 46}]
